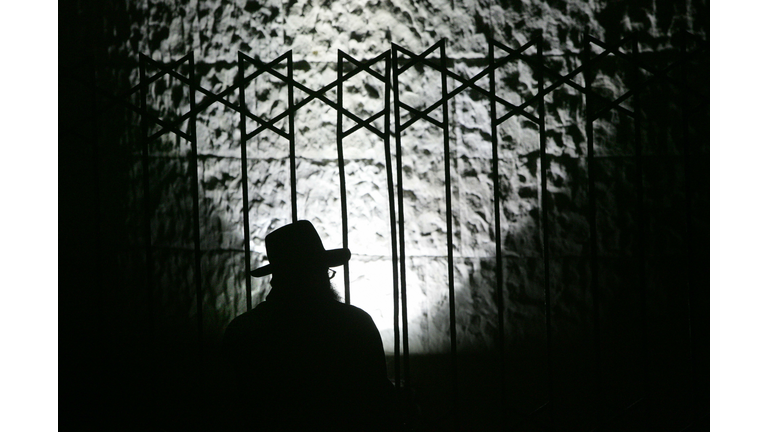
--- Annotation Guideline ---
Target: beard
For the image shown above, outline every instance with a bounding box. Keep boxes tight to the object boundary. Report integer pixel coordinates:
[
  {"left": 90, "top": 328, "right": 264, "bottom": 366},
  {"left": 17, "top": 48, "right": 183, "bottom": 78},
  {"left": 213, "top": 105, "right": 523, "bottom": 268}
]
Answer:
[
  {"left": 269, "top": 269, "right": 342, "bottom": 303},
  {"left": 328, "top": 279, "right": 342, "bottom": 302}
]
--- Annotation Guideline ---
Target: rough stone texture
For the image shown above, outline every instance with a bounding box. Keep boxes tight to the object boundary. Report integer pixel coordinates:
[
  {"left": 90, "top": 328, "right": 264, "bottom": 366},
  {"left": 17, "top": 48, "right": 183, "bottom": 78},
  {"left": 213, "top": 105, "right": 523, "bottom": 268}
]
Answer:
[{"left": 72, "top": 0, "right": 708, "bottom": 429}]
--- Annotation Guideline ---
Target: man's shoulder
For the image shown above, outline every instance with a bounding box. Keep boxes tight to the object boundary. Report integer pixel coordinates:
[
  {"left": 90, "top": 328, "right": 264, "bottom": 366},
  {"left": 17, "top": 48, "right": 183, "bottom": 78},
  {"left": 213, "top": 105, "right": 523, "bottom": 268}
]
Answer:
[
  {"left": 326, "top": 301, "right": 377, "bottom": 325},
  {"left": 225, "top": 302, "right": 272, "bottom": 332},
  {"left": 226, "top": 299, "right": 375, "bottom": 330}
]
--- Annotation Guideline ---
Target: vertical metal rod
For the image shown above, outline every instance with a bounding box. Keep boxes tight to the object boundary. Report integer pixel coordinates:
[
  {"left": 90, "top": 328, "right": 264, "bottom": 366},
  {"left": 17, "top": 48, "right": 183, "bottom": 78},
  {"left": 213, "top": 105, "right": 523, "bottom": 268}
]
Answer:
[
  {"left": 631, "top": 36, "right": 649, "bottom": 412},
  {"left": 186, "top": 53, "right": 206, "bottom": 427},
  {"left": 237, "top": 53, "right": 253, "bottom": 311},
  {"left": 189, "top": 53, "right": 204, "bottom": 344},
  {"left": 337, "top": 51, "right": 351, "bottom": 305},
  {"left": 287, "top": 52, "right": 298, "bottom": 222},
  {"left": 583, "top": 32, "right": 603, "bottom": 424},
  {"left": 383, "top": 51, "right": 402, "bottom": 393},
  {"left": 489, "top": 38, "right": 507, "bottom": 418},
  {"left": 392, "top": 45, "right": 411, "bottom": 390},
  {"left": 538, "top": 36, "right": 554, "bottom": 420},
  {"left": 440, "top": 40, "right": 459, "bottom": 428},
  {"left": 139, "top": 55, "right": 156, "bottom": 334}
]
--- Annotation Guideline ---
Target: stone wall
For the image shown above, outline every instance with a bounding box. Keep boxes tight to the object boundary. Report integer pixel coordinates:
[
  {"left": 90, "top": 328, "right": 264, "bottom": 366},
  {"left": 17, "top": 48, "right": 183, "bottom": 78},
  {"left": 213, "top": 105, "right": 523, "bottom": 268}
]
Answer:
[{"left": 63, "top": 0, "right": 709, "bottom": 430}]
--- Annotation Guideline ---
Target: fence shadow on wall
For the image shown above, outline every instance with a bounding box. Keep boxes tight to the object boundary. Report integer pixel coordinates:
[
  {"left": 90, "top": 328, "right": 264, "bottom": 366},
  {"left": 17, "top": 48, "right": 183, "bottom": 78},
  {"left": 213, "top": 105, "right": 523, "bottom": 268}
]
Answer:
[{"left": 64, "top": 32, "right": 709, "bottom": 431}]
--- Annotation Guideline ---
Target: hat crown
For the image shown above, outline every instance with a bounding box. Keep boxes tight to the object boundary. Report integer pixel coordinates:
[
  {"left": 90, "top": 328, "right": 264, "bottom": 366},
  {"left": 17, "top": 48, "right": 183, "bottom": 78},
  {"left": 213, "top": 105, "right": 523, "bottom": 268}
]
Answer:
[
  {"left": 250, "top": 220, "right": 351, "bottom": 277},
  {"left": 265, "top": 220, "right": 326, "bottom": 271}
]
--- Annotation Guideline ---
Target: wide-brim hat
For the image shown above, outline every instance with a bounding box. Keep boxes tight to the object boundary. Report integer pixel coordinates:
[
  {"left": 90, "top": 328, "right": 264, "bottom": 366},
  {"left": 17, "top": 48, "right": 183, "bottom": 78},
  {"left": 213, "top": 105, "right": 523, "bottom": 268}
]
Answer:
[{"left": 250, "top": 220, "right": 350, "bottom": 277}]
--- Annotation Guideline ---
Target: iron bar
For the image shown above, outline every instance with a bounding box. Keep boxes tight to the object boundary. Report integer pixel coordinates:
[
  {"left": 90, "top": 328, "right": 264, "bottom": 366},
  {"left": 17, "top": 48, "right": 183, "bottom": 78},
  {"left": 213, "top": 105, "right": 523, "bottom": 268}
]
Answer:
[
  {"left": 492, "top": 37, "right": 636, "bottom": 124},
  {"left": 394, "top": 39, "right": 542, "bottom": 128},
  {"left": 394, "top": 41, "right": 442, "bottom": 75},
  {"left": 587, "top": 36, "right": 709, "bottom": 100},
  {"left": 394, "top": 43, "right": 544, "bottom": 128},
  {"left": 341, "top": 110, "right": 386, "bottom": 139},
  {"left": 440, "top": 40, "right": 459, "bottom": 430},
  {"left": 576, "top": 36, "right": 708, "bottom": 120},
  {"left": 398, "top": 101, "right": 447, "bottom": 129},
  {"left": 396, "top": 37, "right": 536, "bottom": 77},
  {"left": 392, "top": 44, "right": 411, "bottom": 391},
  {"left": 538, "top": 36, "right": 554, "bottom": 428},
  {"left": 237, "top": 53, "right": 253, "bottom": 311},
  {"left": 116, "top": 54, "right": 192, "bottom": 101},
  {"left": 337, "top": 51, "right": 351, "bottom": 304},
  {"left": 588, "top": 53, "right": 701, "bottom": 120},
  {"left": 130, "top": 55, "right": 195, "bottom": 141},
  {"left": 140, "top": 47, "right": 557, "bottom": 152},
  {"left": 287, "top": 52, "right": 298, "bottom": 222},
  {"left": 339, "top": 50, "right": 388, "bottom": 81},
  {"left": 583, "top": 32, "right": 603, "bottom": 426},
  {"left": 244, "top": 78, "right": 385, "bottom": 141},
  {"left": 88, "top": 45, "right": 640, "bottom": 146},
  {"left": 240, "top": 51, "right": 388, "bottom": 141},
  {"left": 337, "top": 47, "right": 402, "bottom": 421},
  {"left": 144, "top": 117, "right": 193, "bottom": 142},
  {"left": 489, "top": 37, "right": 507, "bottom": 421},
  {"left": 188, "top": 53, "right": 204, "bottom": 346},
  {"left": 142, "top": 53, "right": 291, "bottom": 140},
  {"left": 382, "top": 51, "right": 402, "bottom": 395}
]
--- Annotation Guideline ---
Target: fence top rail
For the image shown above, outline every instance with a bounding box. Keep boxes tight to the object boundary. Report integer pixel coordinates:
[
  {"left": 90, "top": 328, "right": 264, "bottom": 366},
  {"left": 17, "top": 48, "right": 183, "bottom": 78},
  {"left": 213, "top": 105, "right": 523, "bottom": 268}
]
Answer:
[{"left": 79, "top": 35, "right": 709, "bottom": 143}]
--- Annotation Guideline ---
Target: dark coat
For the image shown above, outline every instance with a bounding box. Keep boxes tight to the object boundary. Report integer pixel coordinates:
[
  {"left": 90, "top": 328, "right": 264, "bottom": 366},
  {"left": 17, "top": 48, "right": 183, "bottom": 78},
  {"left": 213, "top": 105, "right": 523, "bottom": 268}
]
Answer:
[{"left": 222, "top": 287, "right": 394, "bottom": 431}]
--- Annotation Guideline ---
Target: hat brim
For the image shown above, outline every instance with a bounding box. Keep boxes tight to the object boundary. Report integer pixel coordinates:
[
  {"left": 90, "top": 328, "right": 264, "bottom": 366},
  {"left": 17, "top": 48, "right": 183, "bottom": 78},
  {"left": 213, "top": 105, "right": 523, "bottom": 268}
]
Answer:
[{"left": 250, "top": 248, "right": 351, "bottom": 277}]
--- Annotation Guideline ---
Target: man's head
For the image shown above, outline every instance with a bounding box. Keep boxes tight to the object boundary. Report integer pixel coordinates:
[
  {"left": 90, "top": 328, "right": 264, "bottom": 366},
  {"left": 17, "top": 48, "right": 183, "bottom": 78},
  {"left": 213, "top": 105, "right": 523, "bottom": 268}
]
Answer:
[{"left": 250, "top": 220, "right": 349, "bottom": 300}]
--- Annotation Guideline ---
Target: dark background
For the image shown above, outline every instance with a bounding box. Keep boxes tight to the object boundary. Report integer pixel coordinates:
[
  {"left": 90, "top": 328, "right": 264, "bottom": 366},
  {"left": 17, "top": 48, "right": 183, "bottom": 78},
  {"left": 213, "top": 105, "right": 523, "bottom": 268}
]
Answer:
[{"left": 60, "top": 1, "right": 709, "bottom": 430}]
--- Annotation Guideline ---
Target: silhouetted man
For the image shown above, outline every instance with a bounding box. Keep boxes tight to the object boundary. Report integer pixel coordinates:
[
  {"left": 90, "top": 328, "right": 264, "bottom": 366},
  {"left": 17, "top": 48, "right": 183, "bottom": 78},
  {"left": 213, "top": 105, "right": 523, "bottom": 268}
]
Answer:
[{"left": 223, "top": 220, "right": 394, "bottom": 431}]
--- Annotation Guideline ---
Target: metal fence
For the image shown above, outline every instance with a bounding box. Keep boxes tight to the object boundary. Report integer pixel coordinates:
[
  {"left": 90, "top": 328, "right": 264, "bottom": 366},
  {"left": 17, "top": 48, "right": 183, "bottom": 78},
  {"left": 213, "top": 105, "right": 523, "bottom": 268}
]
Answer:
[{"left": 76, "top": 32, "right": 708, "bottom": 430}]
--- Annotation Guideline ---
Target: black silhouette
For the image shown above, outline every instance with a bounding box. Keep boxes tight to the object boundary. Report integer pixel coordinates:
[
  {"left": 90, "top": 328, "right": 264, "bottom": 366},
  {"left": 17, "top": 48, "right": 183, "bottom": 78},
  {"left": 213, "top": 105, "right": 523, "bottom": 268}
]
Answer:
[{"left": 222, "top": 220, "right": 395, "bottom": 431}]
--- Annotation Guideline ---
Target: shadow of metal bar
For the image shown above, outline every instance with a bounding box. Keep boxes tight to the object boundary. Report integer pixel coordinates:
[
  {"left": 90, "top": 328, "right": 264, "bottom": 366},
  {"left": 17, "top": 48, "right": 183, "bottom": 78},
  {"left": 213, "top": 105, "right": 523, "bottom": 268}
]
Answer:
[
  {"left": 336, "top": 50, "right": 351, "bottom": 304},
  {"left": 583, "top": 30, "right": 604, "bottom": 430},
  {"left": 236, "top": 52, "right": 253, "bottom": 311},
  {"left": 488, "top": 36, "right": 506, "bottom": 429},
  {"left": 391, "top": 43, "right": 411, "bottom": 397}
]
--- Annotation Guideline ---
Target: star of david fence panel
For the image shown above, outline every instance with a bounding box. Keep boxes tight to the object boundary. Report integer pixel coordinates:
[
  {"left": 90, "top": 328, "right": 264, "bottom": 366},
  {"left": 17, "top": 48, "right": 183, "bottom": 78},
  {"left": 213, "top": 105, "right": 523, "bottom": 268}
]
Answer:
[{"left": 67, "top": 33, "right": 708, "bottom": 431}]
